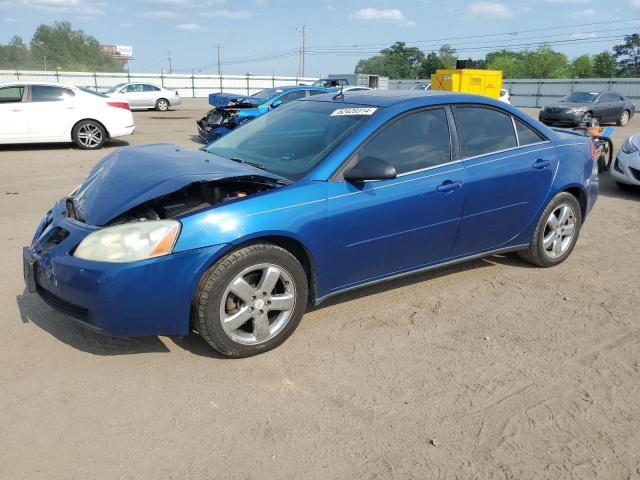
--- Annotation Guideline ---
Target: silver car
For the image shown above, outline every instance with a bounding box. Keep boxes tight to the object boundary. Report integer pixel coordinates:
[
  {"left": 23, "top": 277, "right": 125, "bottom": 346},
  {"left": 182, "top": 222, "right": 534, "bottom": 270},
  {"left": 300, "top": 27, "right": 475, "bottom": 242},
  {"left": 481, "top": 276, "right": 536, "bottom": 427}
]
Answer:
[{"left": 104, "top": 83, "right": 181, "bottom": 111}]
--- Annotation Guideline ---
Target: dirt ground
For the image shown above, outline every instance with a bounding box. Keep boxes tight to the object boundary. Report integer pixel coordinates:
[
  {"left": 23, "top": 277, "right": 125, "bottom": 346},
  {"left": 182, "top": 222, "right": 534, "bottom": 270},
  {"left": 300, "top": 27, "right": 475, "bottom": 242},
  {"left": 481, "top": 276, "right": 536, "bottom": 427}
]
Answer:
[{"left": 1, "top": 99, "right": 639, "bottom": 480}]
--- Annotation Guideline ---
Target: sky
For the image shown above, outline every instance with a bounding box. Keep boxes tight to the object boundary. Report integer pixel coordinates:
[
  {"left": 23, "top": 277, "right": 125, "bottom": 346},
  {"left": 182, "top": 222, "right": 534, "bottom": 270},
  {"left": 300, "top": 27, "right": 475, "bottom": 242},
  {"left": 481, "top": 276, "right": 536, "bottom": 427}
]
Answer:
[{"left": 1, "top": 0, "right": 638, "bottom": 76}]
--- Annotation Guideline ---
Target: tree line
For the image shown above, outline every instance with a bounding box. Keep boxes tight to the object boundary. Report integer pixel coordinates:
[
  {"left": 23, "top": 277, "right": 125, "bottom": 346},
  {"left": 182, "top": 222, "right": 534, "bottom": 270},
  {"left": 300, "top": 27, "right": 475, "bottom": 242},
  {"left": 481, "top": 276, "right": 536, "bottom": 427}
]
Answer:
[
  {"left": 0, "top": 22, "right": 125, "bottom": 72},
  {"left": 355, "top": 35, "right": 640, "bottom": 79}
]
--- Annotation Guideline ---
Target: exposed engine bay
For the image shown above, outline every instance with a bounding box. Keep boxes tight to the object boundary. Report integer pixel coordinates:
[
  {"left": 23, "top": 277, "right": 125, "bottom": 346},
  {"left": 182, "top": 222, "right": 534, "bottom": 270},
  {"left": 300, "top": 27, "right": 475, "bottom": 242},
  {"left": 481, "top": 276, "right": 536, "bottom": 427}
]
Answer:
[
  {"left": 196, "top": 95, "right": 260, "bottom": 142},
  {"left": 105, "top": 177, "right": 278, "bottom": 225}
]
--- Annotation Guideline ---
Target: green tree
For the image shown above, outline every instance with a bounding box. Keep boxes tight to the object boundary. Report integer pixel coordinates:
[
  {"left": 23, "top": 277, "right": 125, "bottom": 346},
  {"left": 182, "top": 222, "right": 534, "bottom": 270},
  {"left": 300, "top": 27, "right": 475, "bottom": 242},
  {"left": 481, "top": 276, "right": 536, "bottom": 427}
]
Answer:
[
  {"left": 592, "top": 51, "right": 617, "bottom": 78},
  {"left": 521, "top": 46, "right": 569, "bottom": 78},
  {"left": 484, "top": 50, "right": 526, "bottom": 78},
  {"left": 417, "top": 52, "right": 442, "bottom": 78},
  {"left": 438, "top": 44, "right": 457, "bottom": 69},
  {"left": 613, "top": 34, "right": 640, "bottom": 77},
  {"left": 571, "top": 54, "right": 593, "bottom": 78},
  {"left": 0, "top": 36, "right": 37, "bottom": 69},
  {"left": 355, "top": 41, "right": 425, "bottom": 78},
  {"left": 30, "top": 21, "right": 124, "bottom": 72}
]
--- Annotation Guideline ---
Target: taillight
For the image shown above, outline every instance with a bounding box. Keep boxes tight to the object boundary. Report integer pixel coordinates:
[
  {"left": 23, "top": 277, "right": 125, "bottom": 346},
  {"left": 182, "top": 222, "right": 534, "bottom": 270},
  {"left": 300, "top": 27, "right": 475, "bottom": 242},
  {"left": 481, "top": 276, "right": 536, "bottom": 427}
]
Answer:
[
  {"left": 107, "top": 102, "right": 130, "bottom": 110},
  {"left": 175, "top": 90, "right": 179, "bottom": 96},
  {"left": 589, "top": 141, "right": 597, "bottom": 162}
]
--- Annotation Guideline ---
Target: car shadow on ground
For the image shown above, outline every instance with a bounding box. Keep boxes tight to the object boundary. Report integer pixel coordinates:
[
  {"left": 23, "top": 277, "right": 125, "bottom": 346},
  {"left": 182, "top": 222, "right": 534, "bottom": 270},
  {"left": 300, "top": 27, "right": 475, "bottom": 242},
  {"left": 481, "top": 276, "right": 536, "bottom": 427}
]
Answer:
[
  {"left": 16, "top": 289, "right": 169, "bottom": 356},
  {"left": 311, "top": 252, "right": 535, "bottom": 311},
  {"left": 598, "top": 174, "right": 640, "bottom": 201},
  {"left": 0, "top": 139, "right": 130, "bottom": 152}
]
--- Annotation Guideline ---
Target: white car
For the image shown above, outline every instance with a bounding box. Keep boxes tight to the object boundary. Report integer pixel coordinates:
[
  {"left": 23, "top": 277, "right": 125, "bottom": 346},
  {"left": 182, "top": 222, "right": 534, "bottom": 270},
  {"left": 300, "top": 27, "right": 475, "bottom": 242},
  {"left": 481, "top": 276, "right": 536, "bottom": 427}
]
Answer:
[
  {"left": 342, "top": 86, "right": 373, "bottom": 92},
  {"left": 611, "top": 133, "right": 640, "bottom": 188},
  {"left": 104, "top": 83, "right": 181, "bottom": 111},
  {"left": 499, "top": 88, "right": 511, "bottom": 104},
  {"left": 0, "top": 82, "right": 135, "bottom": 150}
]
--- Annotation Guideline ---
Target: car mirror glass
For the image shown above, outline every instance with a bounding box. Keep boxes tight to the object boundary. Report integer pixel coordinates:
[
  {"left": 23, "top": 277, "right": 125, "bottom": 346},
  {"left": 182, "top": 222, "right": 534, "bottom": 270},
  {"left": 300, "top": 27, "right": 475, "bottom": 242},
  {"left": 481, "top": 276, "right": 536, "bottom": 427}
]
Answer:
[
  {"left": 343, "top": 156, "right": 397, "bottom": 183},
  {"left": 271, "top": 99, "right": 282, "bottom": 108}
]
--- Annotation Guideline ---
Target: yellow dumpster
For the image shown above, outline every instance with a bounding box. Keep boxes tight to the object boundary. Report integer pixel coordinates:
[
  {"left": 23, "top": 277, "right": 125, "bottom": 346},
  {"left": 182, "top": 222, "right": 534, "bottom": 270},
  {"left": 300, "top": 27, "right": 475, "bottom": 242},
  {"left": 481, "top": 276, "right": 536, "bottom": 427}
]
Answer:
[{"left": 431, "top": 69, "right": 502, "bottom": 99}]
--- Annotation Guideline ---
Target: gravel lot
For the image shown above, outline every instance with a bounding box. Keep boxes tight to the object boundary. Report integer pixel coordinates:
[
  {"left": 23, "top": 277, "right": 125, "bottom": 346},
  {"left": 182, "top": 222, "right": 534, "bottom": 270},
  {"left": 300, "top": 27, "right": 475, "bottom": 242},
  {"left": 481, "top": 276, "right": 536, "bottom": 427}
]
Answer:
[{"left": 1, "top": 98, "right": 639, "bottom": 479}]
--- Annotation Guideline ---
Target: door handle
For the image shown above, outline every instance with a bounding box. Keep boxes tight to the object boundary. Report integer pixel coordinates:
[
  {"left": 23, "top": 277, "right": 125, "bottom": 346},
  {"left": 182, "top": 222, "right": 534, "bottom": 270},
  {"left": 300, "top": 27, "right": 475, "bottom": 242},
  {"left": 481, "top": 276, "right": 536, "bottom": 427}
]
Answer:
[
  {"left": 436, "top": 180, "right": 463, "bottom": 193},
  {"left": 9, "top": 108, "right": 22, "bottom": 112},
  {"left": 533, "top": 159, "right": 551, "bottom": 169}
]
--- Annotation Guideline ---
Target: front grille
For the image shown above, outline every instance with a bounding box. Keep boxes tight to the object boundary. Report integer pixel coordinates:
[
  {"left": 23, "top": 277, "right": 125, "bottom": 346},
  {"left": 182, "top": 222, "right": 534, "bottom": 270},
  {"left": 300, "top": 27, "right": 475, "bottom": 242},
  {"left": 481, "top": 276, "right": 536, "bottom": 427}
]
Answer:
[
  {"left": 38, "top": 226, "right": 69, "bottom": 248},
  {"left": 36, "top": 285, "right": 91, "bottom": 324},
  {"left": 630, "top": 166, "right": 640, "bottom": 181}
]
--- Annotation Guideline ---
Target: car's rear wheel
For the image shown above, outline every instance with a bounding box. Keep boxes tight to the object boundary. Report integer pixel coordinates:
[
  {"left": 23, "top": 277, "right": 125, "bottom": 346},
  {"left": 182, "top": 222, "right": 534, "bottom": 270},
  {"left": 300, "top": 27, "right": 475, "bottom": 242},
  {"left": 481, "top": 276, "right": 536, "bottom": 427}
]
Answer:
[
  {"left": 518, "top": 192, "right": 582, "bottom": 267},
  {"left": 72, "top": 120, "right": 107, "bottom": 150},
  {"left": 155, "top": 98, "right": 170, "bottom": 111},
  {"left": 192, "top": 244, "right": 308, "bottom": 357},
  {"left": 617, "top": 110, "right": 631, "bottom": 126}
]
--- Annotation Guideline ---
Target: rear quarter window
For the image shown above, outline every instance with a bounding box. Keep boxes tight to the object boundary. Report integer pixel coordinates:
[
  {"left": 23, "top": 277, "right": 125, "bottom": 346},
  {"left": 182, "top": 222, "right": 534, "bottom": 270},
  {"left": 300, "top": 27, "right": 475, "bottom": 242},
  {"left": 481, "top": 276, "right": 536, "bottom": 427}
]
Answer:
[{"left": 514, "top": 118, "right": 546, "bottom": 146}]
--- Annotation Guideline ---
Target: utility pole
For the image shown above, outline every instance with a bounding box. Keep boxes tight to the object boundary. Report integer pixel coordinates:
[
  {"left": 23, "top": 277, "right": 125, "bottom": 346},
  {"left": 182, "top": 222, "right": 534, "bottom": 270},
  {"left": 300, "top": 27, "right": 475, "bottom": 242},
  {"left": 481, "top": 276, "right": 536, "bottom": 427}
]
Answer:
[
  {"left": 43, "top": 56, "right": 47, "bottom": 71},
  {"left": 215, "top": 44, "right": 222, "bottom": 76},
  {"left": 167, "top": 50, "right": 172, "bottom": 74},
  {"left": 296, "top": 25, "right": 311, "bottom": 78}
]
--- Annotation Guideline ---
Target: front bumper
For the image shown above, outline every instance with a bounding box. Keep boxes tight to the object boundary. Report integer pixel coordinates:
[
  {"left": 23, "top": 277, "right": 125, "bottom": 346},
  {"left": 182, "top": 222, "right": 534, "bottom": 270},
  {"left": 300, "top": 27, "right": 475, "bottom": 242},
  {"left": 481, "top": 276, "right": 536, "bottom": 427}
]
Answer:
[
  {"left": 610, "top": 152, "right": 640, "bottom": 186},
  {"left": 24, "top": 204, "right": 227, "bottom": 337},
  {"left": 539, "top": 110, "right": 583, "bottom": 125}
]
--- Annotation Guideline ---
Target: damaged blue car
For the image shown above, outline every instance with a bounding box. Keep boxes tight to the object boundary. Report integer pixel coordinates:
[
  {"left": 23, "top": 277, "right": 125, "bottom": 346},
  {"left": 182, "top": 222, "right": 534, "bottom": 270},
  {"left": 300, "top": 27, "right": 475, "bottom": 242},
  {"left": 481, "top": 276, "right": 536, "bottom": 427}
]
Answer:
[{"left": 196, "top": 85, "right": 329, "bottom": 143}]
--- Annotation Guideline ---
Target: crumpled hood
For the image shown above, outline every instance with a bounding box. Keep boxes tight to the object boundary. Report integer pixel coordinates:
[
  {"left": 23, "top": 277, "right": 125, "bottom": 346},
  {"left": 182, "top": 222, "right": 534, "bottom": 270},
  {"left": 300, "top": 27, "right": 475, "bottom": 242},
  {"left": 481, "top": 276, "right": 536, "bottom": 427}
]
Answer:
[
  {"left": 72, "top": 144, "right": 284, "bottom": 226},
  {"left": 208, "top": 92, "right": 261, "bottom": 108}
]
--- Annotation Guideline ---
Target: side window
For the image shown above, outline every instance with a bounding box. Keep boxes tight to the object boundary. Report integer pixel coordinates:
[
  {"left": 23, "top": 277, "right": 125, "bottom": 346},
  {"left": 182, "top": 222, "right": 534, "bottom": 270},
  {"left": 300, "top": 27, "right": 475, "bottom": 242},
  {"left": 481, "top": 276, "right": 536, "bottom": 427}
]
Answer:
[
  {"left": 0, "top": 86, "right": 24, "bottom": 103},
  {"left": 514, "top": 118, "right": 545, "bottom": 146},
  {"left": 124, "top": 84, "right": 138, "bottom": 93},
  {"left": 31, "top": 86, "right": 68, "bottom": 102},
  {"left": 280, "top": 90, "right": 306, "bottom": 104},
  {"left": 453, "top": 106, "right": 517, "bottom": 158},
  {"left": 143, "top": 84, "right": 160, "bottom": 92},
  {"left": 355, "top": 108, "right": 451, "bottom": 175}
]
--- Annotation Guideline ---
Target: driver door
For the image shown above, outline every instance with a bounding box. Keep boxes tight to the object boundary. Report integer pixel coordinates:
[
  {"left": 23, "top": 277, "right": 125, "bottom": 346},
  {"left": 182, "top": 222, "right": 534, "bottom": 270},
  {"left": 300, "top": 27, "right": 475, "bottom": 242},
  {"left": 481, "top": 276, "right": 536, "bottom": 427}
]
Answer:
[{"left": 324, "top": 107, "right": 467, "bottom": 292}]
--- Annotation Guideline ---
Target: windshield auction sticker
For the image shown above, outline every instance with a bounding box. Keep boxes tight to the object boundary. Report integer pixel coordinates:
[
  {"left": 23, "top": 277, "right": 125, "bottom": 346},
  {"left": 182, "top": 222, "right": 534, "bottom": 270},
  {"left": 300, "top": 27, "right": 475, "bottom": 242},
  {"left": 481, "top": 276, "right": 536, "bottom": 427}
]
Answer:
[{"left": 330, "top": 107, "right": 377, "bottom": 116}]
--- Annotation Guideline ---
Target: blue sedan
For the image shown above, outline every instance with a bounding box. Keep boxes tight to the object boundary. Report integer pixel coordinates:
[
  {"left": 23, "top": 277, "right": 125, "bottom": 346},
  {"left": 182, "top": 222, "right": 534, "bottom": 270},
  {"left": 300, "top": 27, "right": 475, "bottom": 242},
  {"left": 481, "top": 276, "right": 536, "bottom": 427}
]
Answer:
[
  {"left": 196, "top": 85, "right": 329, "bottom": 143},
  {"left": 24, "top": 91, "right": 599, "bottom": 357}
]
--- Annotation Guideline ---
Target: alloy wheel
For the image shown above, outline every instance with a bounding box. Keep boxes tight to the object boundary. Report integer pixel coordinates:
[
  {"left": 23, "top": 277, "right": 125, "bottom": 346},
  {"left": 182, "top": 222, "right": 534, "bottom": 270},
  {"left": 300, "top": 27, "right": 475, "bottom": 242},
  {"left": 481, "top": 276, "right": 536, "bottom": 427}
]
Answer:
[
  {"left": 157, "top": 100, "right": 169, "bottom": 111},
  {"left": 542, "top": 204, "right": 576, "bottom": 259},
  {"left": 620, "top": 111, "right": 630, "bottom": 126},
  {"left": 77, "top": 123, "right": 103, "bottom": 148},
  {"left": 219, "top": 263, "right": 296, "bottom": 345}
]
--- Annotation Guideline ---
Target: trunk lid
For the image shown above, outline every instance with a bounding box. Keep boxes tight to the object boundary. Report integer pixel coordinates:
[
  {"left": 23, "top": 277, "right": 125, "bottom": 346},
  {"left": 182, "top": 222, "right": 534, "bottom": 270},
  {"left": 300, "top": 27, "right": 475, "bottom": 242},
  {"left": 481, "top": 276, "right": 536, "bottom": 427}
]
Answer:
[{"left": 208, "top": 92, "right": 261, "bottom": 108}]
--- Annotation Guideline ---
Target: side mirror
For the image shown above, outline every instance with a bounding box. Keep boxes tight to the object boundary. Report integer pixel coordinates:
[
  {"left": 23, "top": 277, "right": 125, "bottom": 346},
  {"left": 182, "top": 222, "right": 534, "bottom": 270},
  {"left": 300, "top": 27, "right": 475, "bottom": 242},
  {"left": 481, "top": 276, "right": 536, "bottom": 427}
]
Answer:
[
  {"left": 343, "top": 156, "right": 397, "bottom": 182},
  {"left": 271, "top": 99, "right": 282, "bottom": 108}
]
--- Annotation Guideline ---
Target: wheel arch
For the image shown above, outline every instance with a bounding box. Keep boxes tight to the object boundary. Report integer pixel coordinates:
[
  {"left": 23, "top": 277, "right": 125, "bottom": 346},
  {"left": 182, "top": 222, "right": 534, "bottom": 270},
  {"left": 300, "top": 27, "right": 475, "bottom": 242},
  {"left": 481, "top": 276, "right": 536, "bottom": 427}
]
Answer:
[{"left": 562, "top": 185, "right": 587, "bottom": 219}]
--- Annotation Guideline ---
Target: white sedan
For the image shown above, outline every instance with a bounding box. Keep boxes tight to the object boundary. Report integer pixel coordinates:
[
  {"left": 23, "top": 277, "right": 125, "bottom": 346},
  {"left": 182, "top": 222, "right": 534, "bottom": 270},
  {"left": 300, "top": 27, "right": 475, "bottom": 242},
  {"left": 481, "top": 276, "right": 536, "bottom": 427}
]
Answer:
[
  {"left": 0, "top": 82, "right": 135, "bottom": 150},
  {"left": 611, "top": 133, "right": 640, "bottom": 188},
  {"left": 104, "top": 83, "right": 181, "bottom": 111}
]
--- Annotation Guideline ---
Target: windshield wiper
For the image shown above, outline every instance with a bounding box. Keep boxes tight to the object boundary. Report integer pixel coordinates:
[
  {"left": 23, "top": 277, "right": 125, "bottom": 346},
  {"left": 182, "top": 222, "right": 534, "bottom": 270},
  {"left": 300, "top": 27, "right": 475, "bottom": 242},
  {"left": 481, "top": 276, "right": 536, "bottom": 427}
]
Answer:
[{"left": 229, "top": 157, "right": 266, "bottom": 171}]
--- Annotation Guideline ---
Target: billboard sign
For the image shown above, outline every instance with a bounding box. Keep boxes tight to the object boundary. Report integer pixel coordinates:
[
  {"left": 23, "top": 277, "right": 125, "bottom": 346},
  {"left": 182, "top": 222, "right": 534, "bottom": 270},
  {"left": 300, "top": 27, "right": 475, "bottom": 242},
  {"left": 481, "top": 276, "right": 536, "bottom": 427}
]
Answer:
[{"left": 101, "top": 45, "right": 134, "bottom": 60}]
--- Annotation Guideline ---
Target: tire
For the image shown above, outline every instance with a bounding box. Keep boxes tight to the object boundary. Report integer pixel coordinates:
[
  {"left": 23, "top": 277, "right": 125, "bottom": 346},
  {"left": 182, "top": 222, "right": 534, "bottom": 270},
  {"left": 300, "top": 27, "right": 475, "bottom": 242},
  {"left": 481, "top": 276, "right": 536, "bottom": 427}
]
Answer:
[
  {"left": 617, "top": 110, "right": 631, "bottom": 127},
  {"left": 72, "top": 120, "right": 107, "bottom": 150},
  {"left": 192, "top": 244, "right": 308, "bottom": 357},
  {"left": 155, "top": 98, "right": 170, "bottom": 111},
  {"left": 518, "top": 192, "right": 582, "bottom": 268},
  {"left": 581, "top": 112, "right": 596, "bottom": 127}
]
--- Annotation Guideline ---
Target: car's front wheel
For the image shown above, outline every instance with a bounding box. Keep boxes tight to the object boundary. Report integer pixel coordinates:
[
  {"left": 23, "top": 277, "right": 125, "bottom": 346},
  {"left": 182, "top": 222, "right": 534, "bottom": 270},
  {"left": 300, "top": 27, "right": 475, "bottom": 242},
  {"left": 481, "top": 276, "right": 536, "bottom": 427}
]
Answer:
[
  {"left": 192, "top": 244, "right": 308, "bottom": 357},
  {"left": 518, "top": 192, "right": 582, "bottom": 267},
  {"left": 155, "top": 98, "right": 170, "bottom": 111}
]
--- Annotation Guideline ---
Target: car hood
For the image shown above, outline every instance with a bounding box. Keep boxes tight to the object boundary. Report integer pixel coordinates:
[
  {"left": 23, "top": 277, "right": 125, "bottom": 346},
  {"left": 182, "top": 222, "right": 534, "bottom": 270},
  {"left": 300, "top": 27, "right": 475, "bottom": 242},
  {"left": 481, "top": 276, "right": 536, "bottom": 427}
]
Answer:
[
  {"left": 208, "top": 92, "right": 261, "bottom": 108},
  {"left": 72, "top": 144, "right": 286, "bottom": 226},
  {"left": 544, "top": 102, "right": 590, "bottom": 110}
]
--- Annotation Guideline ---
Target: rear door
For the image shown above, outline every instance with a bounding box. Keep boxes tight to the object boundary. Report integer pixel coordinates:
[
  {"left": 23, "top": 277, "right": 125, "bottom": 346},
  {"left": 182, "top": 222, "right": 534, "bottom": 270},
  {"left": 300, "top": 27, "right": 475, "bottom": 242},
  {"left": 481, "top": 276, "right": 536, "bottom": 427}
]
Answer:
[
  {"left": 23, "top": 85, "right": 78, "bottom": 139},
  {"left": 141, "top": 84, "right": 160, "bottom": 107},
  {"left": 0, "top": 85, "right": 28, "bottom": 140},
  {"left": 325, "top": 107, "right": 467, "bottom": 290},
  {"left": 450, "top": 105, "right": 556, "bottom": 256}
]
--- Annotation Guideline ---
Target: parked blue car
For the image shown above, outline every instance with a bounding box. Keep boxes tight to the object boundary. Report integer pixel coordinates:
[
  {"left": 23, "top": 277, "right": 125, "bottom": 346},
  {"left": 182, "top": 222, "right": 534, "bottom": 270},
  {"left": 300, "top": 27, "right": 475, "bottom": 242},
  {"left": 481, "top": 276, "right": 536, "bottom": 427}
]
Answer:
[
  {"left": 24, "top": 91, "right": 599, "bottom": 357},
  {"left": 196, "top": 85, "right": 329, "bottom": 143}
]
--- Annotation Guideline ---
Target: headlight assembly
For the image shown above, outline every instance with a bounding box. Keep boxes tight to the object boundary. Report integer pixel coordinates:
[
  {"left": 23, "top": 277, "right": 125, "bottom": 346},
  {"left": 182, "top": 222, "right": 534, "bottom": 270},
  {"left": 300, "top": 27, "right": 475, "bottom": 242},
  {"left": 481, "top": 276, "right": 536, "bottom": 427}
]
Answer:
[
  {"left": 622, "top": 136, "right": 640, "bottom": 155},
  {"left": 568, "top": 107, "right": 586, "bottom": 114},
  {"left": 74, "top": 220, "right": 180, "bottom": 263}
]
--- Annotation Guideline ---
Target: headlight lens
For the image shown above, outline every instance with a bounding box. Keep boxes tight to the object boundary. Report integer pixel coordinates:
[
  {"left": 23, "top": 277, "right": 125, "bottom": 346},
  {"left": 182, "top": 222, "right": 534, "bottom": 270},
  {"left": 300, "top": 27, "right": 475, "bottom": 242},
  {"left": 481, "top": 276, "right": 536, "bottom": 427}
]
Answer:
[
  {"left": 568, "top": 107, "right": 586, "bottom": 114},
  {"left": 622, "top": 136, "right": 640, "bottom": 154},
  {"left": 74, "top": 220, "right": 180, "bottom": 263}
]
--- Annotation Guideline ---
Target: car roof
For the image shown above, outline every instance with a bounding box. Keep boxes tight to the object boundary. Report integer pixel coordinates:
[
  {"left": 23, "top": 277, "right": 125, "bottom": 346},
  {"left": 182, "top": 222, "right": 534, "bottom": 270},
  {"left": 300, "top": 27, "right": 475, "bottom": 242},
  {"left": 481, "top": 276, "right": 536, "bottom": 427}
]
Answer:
[
  {"left": 300, "top": 89, "right": 489, "bottom": 108},
  {"left": 274, "top": 85, "right": 328, "bottom": 92},
  {"left": 0, "top": 81, "right": 77, "bottom": 88}
]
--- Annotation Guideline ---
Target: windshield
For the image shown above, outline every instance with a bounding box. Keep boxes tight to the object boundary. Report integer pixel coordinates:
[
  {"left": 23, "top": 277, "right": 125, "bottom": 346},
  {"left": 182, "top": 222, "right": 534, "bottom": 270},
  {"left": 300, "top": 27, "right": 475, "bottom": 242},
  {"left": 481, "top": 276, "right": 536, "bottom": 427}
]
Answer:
[
  {"left": 562, "top": 92, "right": 598, "bottom": 103},
  {"left": 252, "top": 88, "right": 281, "bottom": 103},
  {"left": 104, "top": 83, "right": 127, "bottom": 94},
  {"left": 205, "top": 101, "right": 378, "bottom": 181}
]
